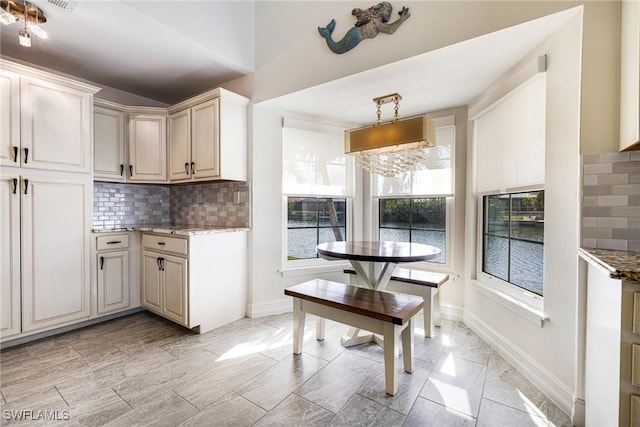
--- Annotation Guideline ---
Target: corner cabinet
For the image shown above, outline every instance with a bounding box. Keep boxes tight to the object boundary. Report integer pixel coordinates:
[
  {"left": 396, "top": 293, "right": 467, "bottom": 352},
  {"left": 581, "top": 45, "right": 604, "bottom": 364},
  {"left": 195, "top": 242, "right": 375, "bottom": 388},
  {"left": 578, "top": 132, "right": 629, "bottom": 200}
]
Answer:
[
  {"left": 94, "top": 102, "right": 127, "bottom": 182},
  {"left": 140, "top": 231, "right": 248, "bottom": 333},
  {"left": 168, "top": 88, "right": 248, "bottom": 182},
  {"left": 620, "top": 0, "right": 640, "bottom": 152},
  {"left": 128, "top": 113, "right": 167, "bottom": 182}
]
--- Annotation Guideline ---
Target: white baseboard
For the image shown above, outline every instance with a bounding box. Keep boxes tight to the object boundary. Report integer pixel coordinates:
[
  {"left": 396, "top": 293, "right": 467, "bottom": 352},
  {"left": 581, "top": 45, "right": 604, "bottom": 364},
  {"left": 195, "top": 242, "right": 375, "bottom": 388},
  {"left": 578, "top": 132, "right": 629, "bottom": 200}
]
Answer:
[
  {"left": 464, "top": 310, "right": 576, "bottom": 421},
  {"left": 441, "top": 303, "right": 464, "bottom": 322},
  {"left": 247, "top": 300, "right": 291, "bottom": 318}
]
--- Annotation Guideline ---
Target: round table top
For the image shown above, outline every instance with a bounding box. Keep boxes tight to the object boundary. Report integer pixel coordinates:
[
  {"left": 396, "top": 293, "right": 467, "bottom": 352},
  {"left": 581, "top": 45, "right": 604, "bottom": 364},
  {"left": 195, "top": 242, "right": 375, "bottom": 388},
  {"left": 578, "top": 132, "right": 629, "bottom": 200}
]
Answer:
[{"left": 317, "top": 241, "right": 441, "bottom": 263}]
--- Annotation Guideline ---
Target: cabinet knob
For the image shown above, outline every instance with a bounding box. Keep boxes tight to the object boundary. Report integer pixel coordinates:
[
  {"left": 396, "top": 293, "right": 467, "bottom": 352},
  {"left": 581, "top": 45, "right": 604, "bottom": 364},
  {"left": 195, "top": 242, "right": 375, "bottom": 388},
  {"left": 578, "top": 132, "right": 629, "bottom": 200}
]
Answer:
[
  {"left": 23, "top": 147, "right": 29, "bottom": 164},
  {"left": 191, "top": 162, "right": 195, "bottom": 175},
  {"left": 184, "top": 163, "right": 189, "bottom": 174},
  {"left": 129, "top": 165, "right": 133, "bottom": 177},
  {"left": 120, "top": 164, "right": 124, "bottom": 176},
  {"left": 12, "top": 146, "right": 18, "bottom": 163},
  {"left": 23, "top": 179, "right": 29, "bottom": 195},
  {"left": 100, "top": 256, "right": 105, "bottom": 270},
  {"left": 12, "top": 178, "right": 18, "bottom": 194}
]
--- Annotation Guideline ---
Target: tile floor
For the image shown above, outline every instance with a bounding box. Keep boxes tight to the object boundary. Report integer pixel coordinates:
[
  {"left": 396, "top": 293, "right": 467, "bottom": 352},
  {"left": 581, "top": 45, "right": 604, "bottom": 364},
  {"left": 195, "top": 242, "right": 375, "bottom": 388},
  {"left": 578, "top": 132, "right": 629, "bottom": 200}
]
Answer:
[{"left": 0, "top": 311, "right": 573, "bottom": 426}]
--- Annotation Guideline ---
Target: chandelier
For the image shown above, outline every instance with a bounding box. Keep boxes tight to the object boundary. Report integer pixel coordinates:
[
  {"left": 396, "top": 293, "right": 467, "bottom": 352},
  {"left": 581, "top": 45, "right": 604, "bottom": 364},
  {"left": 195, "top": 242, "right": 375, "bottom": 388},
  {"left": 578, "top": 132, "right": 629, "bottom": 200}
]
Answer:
[
  {"left": 0, "top": 0, "right": 47, "bottom": 47},
  {"left": 345, "top": 93, "right": 435, "bottom": 177}
]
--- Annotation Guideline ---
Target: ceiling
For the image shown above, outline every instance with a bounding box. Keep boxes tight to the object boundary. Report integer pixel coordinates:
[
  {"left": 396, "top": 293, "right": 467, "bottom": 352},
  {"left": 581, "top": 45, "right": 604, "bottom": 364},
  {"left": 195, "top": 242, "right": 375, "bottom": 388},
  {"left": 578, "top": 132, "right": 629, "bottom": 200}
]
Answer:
[
  {"left": 0, "top": 0, "right": 255, "bottom": 105},
  {"left": 1, "top": 1, "right": 578, "bottom": 122}
]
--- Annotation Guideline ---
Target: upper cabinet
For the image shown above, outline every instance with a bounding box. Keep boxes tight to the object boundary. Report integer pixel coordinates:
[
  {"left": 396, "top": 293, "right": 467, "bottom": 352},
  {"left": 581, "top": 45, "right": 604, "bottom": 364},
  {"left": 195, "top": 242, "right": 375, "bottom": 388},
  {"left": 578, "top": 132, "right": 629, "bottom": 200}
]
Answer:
[
  {"left": 620, "top": 0, "right": 640, "bottom": 152},
  {"left": 128, "top": 113, "right": 167, "bottom": 182},
  {"left": 168, "top": 88, "right": 248, "bottom": 182},
  {"left": 94, "top": 102, "right": 127, "bottom": 182},
  {"left": 1, "top": 60, "right": 99, "bottom": 172}
]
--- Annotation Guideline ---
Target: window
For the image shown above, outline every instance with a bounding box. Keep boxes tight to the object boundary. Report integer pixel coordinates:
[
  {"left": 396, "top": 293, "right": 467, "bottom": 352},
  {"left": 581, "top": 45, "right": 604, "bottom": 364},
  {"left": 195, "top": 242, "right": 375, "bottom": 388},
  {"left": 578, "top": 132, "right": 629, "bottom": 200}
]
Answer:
[
  {"left": 482, "top": 191, "right": 544, "bottom": 296},
  {"left": 379, "top": 197, "right": 446, "bottom": 263},
  {"left": 373, "top": 115, "right": 455, "bottom": 266},
  {"left": 287, "top": 197, "right": 346, "bottom": 260},
  {"left": 282, "top": 118, "right": 353, "bottom": 266}
]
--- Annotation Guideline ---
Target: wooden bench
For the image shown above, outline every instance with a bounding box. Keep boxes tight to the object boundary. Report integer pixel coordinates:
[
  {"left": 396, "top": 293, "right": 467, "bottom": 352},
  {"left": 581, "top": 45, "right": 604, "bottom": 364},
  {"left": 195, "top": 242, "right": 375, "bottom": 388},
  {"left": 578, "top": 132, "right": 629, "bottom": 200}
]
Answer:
[
  {"left": 284, "top": 279, "right": 423, "bottom": 395},
  {"left": 344, "top": 267, "right": 449, "bottom": 338}
]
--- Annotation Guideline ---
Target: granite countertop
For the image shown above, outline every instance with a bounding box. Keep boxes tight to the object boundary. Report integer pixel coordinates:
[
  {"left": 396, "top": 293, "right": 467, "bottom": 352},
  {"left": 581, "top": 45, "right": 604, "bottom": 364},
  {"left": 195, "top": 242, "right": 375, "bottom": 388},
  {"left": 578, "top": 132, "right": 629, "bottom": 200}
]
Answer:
[
  {"left": 92, "top": 225, "right": 250, "bottom": 236},
  {"left": 578, "top": 248, "right": 640, "bottom": 282}
]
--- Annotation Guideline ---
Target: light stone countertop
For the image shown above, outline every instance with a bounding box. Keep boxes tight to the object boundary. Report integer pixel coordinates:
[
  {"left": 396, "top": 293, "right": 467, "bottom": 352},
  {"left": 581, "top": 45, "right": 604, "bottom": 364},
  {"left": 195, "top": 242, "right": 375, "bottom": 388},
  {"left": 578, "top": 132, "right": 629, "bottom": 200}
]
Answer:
[
  {"left": 578, "top": 248, "right": 640, "bottom": 283},
  {"left": 92, "top": 225, "right": 250, "bottom": 236}
]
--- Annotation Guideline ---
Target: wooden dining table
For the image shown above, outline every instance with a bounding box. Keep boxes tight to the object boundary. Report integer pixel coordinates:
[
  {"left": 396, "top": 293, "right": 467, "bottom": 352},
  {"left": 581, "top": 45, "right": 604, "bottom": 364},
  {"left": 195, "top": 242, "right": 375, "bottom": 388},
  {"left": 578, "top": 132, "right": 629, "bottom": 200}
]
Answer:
[{"left": 316, "top": 240, "right": 441, "bottom": 347}]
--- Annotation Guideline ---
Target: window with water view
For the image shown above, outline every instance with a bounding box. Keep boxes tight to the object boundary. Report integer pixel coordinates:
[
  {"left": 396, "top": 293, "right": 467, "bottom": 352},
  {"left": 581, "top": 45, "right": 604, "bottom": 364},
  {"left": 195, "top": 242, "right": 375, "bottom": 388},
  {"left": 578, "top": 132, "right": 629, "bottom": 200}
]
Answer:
[
  {"left": 287, "top": 197, "right": 346, "bottom": 260},
  {"left": 379, "top": 197, "right": 447, "bottom": 264},
  {"left": 483, "top": 191, "right": 544, "bottom": 296}
]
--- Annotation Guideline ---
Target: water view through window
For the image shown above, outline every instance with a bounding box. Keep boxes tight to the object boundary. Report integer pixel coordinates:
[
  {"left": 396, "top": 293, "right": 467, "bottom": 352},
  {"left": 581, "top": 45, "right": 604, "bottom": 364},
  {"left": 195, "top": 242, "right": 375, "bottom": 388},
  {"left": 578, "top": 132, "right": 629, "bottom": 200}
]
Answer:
[
  {"left": 379, "top": 198, "right": 447, "bottom": 264},
  {"left": 287, "top": 197, "right": 346, "bottom": 260},
  {"left": 483, "top": 191, "right": 544, "bottom": 296}
]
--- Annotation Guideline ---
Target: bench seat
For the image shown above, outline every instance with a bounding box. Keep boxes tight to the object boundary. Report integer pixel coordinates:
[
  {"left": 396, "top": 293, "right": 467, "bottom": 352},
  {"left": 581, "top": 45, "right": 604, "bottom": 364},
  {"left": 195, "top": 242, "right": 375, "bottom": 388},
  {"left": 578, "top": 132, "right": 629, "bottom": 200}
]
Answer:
[
  {"left": 344, "top": 267, "right": 450, "bottom": 337},
  {"left": 285, "top": 279, "right": 423, "bottom": 395}
]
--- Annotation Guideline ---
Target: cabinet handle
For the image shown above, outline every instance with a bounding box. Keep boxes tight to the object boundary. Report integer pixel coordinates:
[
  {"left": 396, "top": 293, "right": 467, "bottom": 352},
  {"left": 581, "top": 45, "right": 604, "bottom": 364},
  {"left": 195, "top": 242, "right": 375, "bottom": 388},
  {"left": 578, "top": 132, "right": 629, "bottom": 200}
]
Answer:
[
  {"left": 156, "top": 257, "right": 161, "bottom": 270},
  {"left": 12, "top": 178, "right": 18, "bottom": 194},
  {"left": 191, "top": 162, "right": 195, "bottom": 175},
  {"left": 23, "top": 179, "right": 28, "bottom": 195},
  {"left": 157, "top": 257, "right": 165, "bottom": 271},
  {"left": 13, "top": 146, "right": 18, "bottom": 163},
  {"left": 100, "top": 256, "right": 105, "bottom": 270},
  {"left": 106, "top": 240, "right": 122, "bottom": 245},
  {"left": 157, "top": 242, "right": 166, "bottom": 246},
  {"left": 23, "top": 147, "right": 29, "bottom": 164},
  {"left": 184, "top": 162, "right": 189, "bottom": 174},
  {"left": 129, "top": 165, "right": 133, "bottom": 177},
  {"left": 120, "top": 164, "right": 124, "bottom": 176}
]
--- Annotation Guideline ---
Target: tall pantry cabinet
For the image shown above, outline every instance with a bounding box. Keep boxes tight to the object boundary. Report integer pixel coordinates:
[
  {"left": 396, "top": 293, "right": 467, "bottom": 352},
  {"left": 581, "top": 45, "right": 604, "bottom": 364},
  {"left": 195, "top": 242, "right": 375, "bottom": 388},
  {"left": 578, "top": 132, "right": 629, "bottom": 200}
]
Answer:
[{"left": 0, "top": 60, "right": 99, "bottom": 341}]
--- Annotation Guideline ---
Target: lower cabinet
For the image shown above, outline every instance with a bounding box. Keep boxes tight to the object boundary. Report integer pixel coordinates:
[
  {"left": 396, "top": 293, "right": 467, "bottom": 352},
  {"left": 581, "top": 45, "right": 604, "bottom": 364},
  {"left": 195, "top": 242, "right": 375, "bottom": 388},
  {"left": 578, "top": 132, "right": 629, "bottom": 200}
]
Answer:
[
  {"left": 140, "top": 231, "right": 247, "bottom": 333},
  {"left": 96, "top": 234, "right": 131, "bottom": 315},
  {"left": 1, "top": 172, "right": 92, "bottom": 342}
]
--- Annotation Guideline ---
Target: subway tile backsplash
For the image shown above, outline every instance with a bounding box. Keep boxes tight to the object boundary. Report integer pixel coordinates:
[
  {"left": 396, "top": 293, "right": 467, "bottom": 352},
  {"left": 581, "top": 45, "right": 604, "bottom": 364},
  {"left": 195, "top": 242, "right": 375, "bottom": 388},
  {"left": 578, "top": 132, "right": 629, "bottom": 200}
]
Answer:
[
  {"left": 582, "top": 152, "right": 640, "bottom": 252},
  {"left": 93, "top": 181, "right": 251, "bottom": 229}
]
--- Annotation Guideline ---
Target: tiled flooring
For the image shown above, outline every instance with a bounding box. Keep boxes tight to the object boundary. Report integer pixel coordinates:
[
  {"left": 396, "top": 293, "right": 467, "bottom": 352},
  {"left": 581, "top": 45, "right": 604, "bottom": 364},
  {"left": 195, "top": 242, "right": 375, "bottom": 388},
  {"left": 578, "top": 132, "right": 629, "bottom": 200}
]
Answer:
[{"left": 0, "top": 311, "right": 572, "bottom": 426}]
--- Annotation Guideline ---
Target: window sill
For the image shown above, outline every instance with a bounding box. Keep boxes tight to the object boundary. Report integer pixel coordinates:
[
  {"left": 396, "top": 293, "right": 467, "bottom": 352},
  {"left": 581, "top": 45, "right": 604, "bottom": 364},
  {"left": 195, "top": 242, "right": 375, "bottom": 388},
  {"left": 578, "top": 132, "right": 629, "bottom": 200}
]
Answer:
[
  {"left": 469, "top": 279, "right": 548, "bottom": 327},
  {"left": 280, "top": 262, "right": 350, "bottom": 278}
]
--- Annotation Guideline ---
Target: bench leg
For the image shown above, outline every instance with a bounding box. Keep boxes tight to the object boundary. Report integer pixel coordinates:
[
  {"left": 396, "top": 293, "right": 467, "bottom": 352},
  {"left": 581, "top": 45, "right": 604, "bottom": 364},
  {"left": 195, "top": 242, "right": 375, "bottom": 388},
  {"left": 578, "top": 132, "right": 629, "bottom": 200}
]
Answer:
[
  {"left": 315, "top": 317, "right": 325, "bottom": 341},
  {"left": 402, "top": 319, "right": 414, "bottom": 373},
  {"left": 383, "top": 323, "right": 399, "bottom": 395},
  {"left": 292, "top": 298, "right": 306, "bottom": 354},
  {"left": 422, "top": 288, "right": 441, "bottom": 338}
]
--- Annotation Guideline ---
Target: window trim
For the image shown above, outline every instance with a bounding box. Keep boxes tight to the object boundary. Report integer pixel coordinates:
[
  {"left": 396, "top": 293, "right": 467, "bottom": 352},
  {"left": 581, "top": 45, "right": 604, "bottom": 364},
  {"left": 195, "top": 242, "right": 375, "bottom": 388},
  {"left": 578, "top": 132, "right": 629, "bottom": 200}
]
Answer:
[{"left": 475, "top": 191, "right": 547, "bottom": 326}]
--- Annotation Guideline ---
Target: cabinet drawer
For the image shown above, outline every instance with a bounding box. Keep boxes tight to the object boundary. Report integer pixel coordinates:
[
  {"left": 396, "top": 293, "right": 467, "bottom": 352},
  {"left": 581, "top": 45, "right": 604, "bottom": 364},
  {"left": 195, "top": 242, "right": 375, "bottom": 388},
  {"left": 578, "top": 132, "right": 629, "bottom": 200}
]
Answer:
[
  {"left": 634, "top": 292, "right": 640, "bottom": 334},
  {"left": 96, "top": 234, "right": 130, "bottom": 251},
  {"left": 142, "top": 234, "right": 187, "bottom": 256}
]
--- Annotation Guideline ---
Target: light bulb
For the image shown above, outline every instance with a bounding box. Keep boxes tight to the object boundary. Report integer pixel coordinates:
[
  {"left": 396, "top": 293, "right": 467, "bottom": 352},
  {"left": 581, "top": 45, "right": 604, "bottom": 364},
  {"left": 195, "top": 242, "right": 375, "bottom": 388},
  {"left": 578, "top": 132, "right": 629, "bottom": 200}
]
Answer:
[{"left": 18, "top": 28, "right": 30, "bottom": 47}]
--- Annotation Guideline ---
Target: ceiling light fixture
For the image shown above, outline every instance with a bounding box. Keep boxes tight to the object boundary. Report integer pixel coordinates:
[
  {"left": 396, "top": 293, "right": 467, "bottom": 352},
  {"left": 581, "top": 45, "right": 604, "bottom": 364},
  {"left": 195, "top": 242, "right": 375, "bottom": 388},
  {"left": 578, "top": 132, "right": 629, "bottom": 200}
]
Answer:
[
  {"left": 344, "top": 93, "right": 436, "bottom": 177},
  {"left": 0, "top": 0, "right": 47, "bottom": 47}
]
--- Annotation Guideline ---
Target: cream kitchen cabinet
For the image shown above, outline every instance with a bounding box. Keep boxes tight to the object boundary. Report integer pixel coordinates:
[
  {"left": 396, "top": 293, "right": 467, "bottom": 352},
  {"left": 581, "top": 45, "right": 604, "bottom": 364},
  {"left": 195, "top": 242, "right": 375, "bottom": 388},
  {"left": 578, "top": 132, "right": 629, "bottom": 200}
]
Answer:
[
  {"left": 128, "top": 112, "right": 167, "bottom": 182},
  {"left": 620, "top": 0, "right": 640, "bottom": 152},
  {"left": 0, "top": 172, "right": 92, "bottom": 341},
  {"left": 94, "top": 101, "right": 127, "bottom": 182},
  {"left": 141, "top": 234, "right": 188, "bottom": 326},
  {"left": 140, "top": 230, "right": 247, "bottom": 333},
  {"left": 95, "top": 234, "right": 131, "bottom": 315},
  {"left": 1, "top": 60, "right": 99, "bottom": 171},
  {"left": 168, "top": 88, "right": 248, "bottom": 182}
]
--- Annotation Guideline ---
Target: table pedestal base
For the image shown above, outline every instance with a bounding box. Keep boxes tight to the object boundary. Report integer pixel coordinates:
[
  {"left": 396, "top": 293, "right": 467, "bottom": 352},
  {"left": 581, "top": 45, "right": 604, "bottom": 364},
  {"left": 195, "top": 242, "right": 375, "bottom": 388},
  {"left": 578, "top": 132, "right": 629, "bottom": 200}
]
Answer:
[{"left": 341, "top": 327, "right": 400, "bottom": 355}]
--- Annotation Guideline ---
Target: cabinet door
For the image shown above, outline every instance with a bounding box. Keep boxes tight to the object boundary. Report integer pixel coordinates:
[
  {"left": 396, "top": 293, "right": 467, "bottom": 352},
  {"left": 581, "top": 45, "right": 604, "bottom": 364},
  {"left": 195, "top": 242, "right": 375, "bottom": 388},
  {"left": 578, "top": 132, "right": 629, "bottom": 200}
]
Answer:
[
  {"left": 0, "top": 70, "right": 20, "bottom": 167},
  {"left": 97, "top": 250, "right": 130, "bottom": 314},
  {"left": 191, "top": 98, "right": 220, "bottom": 180},
  {"left": 169, "top": 109, "right": 192, "bottom": 181},
  {"left": 162, "top": 254, "right": 188, "bottom": 326},
  {"left": 94, "top": 106, "right": 126, "bottom": 181},
  {"left": 141, "top": 251, "right": 163, "bottom": 313},
  {"left": 20, "top": 77, "right": 92, "bottom": 173},
  {"left": 128, "top": 114, "right": 167, "bottom": 182},
  {"left": 620, "top": 0, "right": 640, "bottom": 151},
  {"left": 21, "top": 175, "right": 91, "bottom": 332},
  {"left": 0, "top": 173, "right": 21, "bottom": 339}
]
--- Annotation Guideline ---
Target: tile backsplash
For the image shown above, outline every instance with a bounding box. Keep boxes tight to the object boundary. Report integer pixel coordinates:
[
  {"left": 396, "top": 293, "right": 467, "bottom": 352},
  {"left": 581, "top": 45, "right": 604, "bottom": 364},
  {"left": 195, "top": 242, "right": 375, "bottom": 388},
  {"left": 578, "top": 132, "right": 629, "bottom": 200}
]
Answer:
[
  {"left": 93, "top": 181, "right": 251, "bottom": 229},
  {"left": 582, "top": 151, "right": 640, "bottom": 251}
]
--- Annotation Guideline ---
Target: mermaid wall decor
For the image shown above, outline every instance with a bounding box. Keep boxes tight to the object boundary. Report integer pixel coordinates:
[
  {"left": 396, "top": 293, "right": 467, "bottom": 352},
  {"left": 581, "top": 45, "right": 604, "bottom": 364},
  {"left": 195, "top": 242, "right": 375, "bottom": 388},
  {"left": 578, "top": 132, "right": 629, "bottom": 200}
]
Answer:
[{"left": 317, "top": 2, "right": 410, "bottom": 54}]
